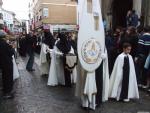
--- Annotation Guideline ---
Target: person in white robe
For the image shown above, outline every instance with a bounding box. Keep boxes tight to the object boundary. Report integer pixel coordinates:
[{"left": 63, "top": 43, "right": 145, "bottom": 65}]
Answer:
[
  {"left": 47, "top": 33, "right": 77, "bottom": 86},
  {"left": 39, "top": 43, "right": 50, "bottom": 75},
  {"left": 39, "top": 30, "right": 55, "bottom": 76},
  {"left": 76, "top": 0, "right": 108, "bottom": 109},
  {"left": 109, "top": 43, "right": 139, "bottom": 102},
  {"left": 75, "top": 50, "right": 109, "bottom": 110}
]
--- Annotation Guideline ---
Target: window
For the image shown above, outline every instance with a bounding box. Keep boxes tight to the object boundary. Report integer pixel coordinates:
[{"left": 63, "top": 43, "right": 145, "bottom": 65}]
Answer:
[{"left": 43, "top": 8, "right": 49, "bottom": 18}]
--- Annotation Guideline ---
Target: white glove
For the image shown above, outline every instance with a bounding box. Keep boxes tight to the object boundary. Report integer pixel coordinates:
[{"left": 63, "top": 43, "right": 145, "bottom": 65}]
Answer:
[
  {"left": 101, "top": 53, "right": 107, "bottom": 60},
  {"left": 55, "top": 51, "right": 63, "bottom": 56},
  {"left": 47, "top": 48, "right": 53, "bottom": 53}
]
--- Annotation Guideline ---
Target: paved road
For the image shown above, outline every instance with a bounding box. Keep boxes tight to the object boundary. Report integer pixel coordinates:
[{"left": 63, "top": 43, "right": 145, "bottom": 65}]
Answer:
[{"left": 0, "top": 56, "right": 150, "bottom": 113}]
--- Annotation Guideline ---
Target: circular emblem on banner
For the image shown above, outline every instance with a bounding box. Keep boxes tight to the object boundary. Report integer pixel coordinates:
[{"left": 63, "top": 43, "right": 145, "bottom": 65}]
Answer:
[{"left": 81, "top": 38, "right": 101, "bottom": 64}]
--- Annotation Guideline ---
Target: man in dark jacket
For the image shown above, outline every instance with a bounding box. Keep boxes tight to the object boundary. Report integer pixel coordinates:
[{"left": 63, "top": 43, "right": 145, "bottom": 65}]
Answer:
[
  {"left": 136, "top": 26, "right": 150, "bottom": 88},
  {"left": 26, "top": 32, "right": 37, "bottom": 71},
  {"left": 0, "top": 30, "right": 14, "bottom": 99}
]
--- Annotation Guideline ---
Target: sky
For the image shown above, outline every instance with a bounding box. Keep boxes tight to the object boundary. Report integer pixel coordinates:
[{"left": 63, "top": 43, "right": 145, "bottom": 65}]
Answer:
[{"left": 2, "top": 0, "right": 30, "bottom": 20}]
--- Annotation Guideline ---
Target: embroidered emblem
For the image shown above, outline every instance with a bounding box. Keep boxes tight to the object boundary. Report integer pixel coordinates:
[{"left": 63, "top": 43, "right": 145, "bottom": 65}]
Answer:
[{"left": 82, "top": 38, "right": 101, "bottom": 64}]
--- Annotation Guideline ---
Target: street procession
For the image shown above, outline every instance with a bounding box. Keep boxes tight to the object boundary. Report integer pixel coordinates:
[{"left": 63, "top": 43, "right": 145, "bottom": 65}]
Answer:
[{"left": 0, "top": 0, "right": 150, "bottom": 113}]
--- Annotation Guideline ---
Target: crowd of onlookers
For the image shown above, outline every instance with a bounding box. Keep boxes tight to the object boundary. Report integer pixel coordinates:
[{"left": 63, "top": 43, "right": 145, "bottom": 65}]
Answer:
[
  {"left": 105, "top": 25, "right": 150, "bottom": 93},
  {"left": 104, "top": 10, "right": 150, "bottom": 93}
]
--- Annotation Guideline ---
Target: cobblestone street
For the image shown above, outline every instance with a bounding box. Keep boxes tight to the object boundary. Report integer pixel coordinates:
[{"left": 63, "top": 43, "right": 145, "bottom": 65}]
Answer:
[{"left": 0, "top": 57, "right": 150, "bottom": 113}]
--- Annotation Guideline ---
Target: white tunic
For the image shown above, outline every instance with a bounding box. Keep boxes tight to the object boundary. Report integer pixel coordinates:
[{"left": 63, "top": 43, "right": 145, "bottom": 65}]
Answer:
[
  {"left": 109, "top": 53, "right": 139, "bottom": 100},
  {"left": 47, "top": 45, "right": 77, "bottom": 86},
  {"left": 39, "top": 44, "right": 49, "bottom": 75},
  {"left": 12, "top": 56, "right": 20, "bottom": 80}
]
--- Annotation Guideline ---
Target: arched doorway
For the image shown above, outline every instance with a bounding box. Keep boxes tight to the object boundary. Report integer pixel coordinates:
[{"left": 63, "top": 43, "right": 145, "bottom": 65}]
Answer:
[{"left": 112, "top": 0, "right": 133, "bottom": 29}]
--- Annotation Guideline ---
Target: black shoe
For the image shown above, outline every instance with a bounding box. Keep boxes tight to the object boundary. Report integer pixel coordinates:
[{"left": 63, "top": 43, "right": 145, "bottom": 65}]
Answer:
[
  {"left": 41, "top": 74, "right": 48, "bottom": 76},
  {"left": 3, "top": 93, "right": 14, "bottom": 99},
  {"left": 80, "top": 106, "right": 89, "bottom": 110},
  {"left": 27, "top": 69, "right": 35, "bottom": 72},
  {"left": 41, "top": 74, "right": 48, "bottom": 78}
]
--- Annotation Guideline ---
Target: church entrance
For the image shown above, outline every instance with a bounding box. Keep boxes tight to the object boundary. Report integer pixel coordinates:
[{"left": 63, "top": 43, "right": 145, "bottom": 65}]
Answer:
[{"left": 112, "top": 0, "right": 133, "bottom": 29}]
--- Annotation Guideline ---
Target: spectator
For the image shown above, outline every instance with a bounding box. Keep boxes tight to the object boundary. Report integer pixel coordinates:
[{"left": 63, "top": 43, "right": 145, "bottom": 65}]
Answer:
[
  {"left": 136, "top": 26, "right": 150, "bottom": 88},
  {"left": 126, "top": 10, "right": 132, "bottom": 27},
  {"left": 120, "top": 26, "right": 139, "bottom": 58},
  {"left": 0, "top": 30, "right": 15, "bottom": 99},
  {"left": 137, "top": 26, "right": 144, "bottom": 38},
  {"left": 26, "top": 32, "right": 37, "bottom": 71},
  {"left": 131, "top": 10, "right": 139, "bottom": 27}
]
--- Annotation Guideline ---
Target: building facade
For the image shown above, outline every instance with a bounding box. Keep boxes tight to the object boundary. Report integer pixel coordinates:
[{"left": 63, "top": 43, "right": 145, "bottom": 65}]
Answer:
[
  {"left": 2, "top": 10, "right": 15, "bottom": 32},
  {"left": 101, "top": 0, "right": 150, "bottom": 29},
  {"left": 0, "top": 0, "right": 21, "bottom": 34},
  {"left": 29, "top": 0, "right": 150, "bottom": 31},
  {"left": 29, "top": 0, "right": 77, "bottom": 31}
]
